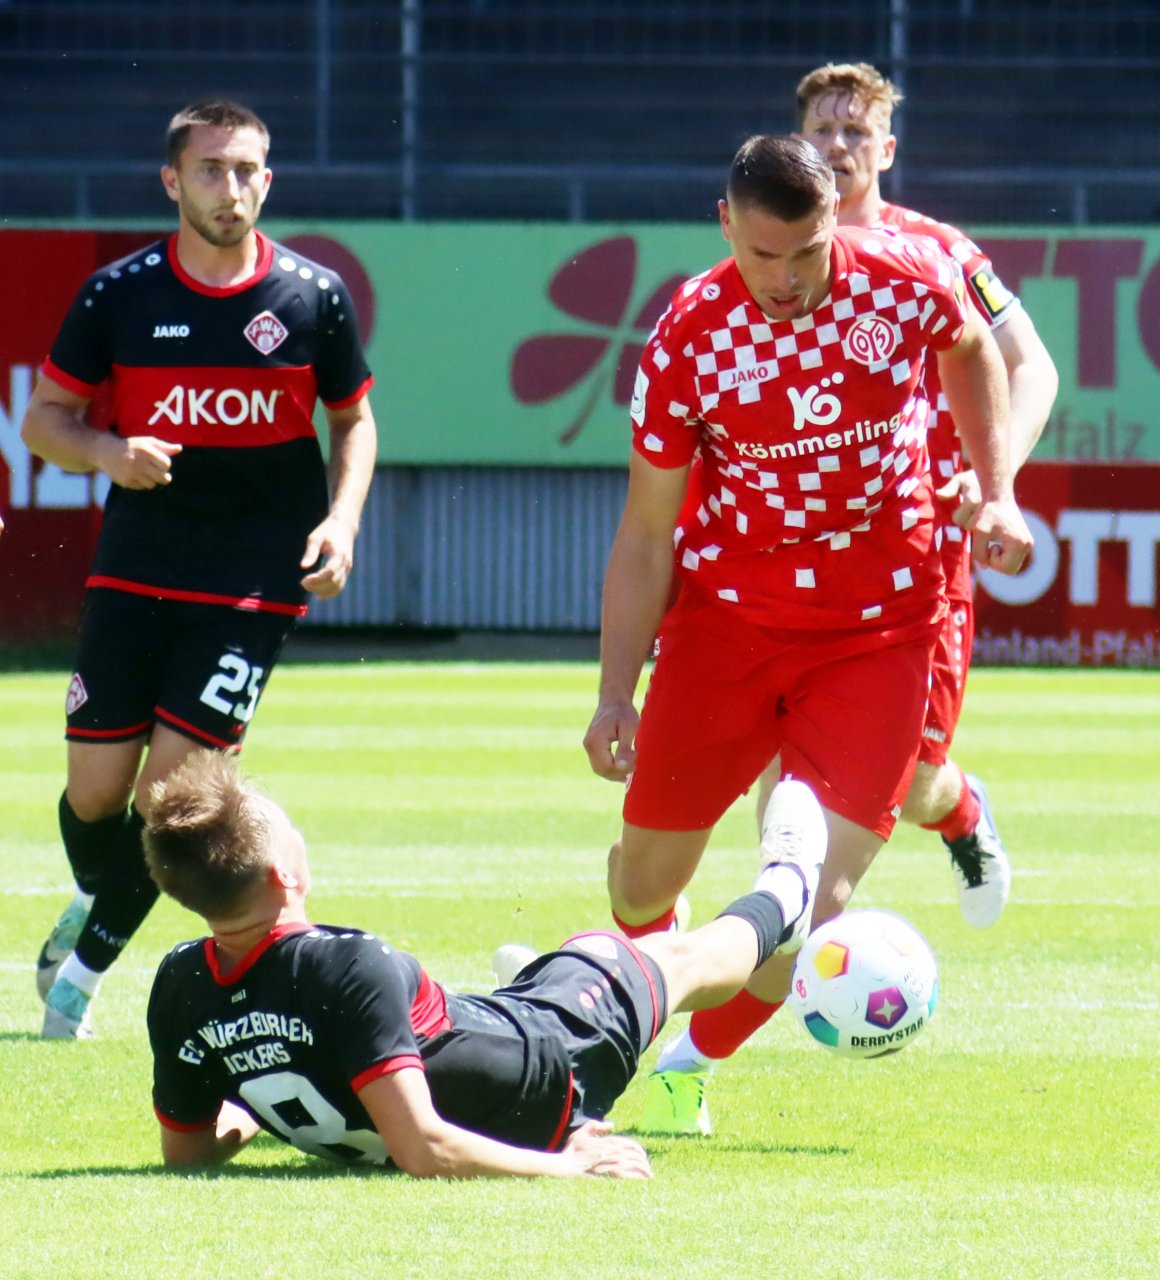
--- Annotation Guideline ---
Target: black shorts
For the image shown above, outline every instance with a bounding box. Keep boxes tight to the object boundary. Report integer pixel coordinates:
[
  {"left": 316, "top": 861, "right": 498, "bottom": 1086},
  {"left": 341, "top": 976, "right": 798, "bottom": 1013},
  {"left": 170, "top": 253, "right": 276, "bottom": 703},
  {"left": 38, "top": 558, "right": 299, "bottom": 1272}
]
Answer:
[
  {"left": 499, "top": 932, "right": 669, "bottom": 1125},
  {"left": 65, "top": 588, "right": 295, "bottom": 750}
]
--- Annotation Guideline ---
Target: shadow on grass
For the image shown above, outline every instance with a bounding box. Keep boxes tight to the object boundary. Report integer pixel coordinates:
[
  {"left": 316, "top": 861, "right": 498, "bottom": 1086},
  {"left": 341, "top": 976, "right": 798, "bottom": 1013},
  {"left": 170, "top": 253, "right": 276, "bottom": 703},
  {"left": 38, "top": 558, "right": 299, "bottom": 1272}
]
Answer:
[
  {"left": 0, "top": 1031, "right": 44, "bottom": 1043},
  {"left": 24, "top": 1161, "right": 401, "bottom": 1181},
  {"left": 632, "top": 1134, "right": 853, "bottom": 1158}
]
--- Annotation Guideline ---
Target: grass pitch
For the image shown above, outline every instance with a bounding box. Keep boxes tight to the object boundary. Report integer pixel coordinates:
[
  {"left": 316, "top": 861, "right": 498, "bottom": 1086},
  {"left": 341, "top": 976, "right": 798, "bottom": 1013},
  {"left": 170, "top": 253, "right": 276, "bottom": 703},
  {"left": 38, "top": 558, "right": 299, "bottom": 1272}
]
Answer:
[{"left": 0, "top": 662, "right": 1156, "bottom": 1280}]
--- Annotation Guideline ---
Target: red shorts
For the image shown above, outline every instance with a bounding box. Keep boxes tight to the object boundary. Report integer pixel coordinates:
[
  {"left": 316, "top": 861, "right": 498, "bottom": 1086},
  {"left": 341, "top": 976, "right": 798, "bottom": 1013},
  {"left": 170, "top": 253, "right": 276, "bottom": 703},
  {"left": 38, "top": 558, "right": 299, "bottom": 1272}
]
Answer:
[
  {"left": 918, "top": 537, "right": 974, "bottom": 768},
  {"left": 918, "top": 590, "right": 974, "bottom": 767},
  {"left": 623, "top": 590, "right": 939, "bottom": 841}
]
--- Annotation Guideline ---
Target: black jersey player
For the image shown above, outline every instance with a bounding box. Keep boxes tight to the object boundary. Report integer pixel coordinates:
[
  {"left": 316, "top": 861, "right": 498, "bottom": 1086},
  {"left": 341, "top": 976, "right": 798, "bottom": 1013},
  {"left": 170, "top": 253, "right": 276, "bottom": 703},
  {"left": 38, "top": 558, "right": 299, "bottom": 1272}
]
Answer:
[
  {"left": 20, "top": 101, "right": 378, "bottom": 1039},
  {"left": 142, "top": 753, "right": 822, "bottom": 1180}
]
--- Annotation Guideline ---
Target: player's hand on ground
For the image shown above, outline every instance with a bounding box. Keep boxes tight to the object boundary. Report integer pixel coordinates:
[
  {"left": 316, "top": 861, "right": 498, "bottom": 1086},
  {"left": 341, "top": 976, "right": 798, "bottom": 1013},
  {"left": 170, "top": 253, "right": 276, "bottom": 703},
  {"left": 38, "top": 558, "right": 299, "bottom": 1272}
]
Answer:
[
  {"left": 967, "top": 494, "right": 1034, "bottom": 575},
  {"left": 561, "top": 1120, "right": 653, "bottom": 1179},
  {"left": 583, "top": 700, "right": 639, "bottom": 781},
  {"left": 99, "top": 435, "right": 182, "bottom": 489},
  {"left": 935, "top": 468, "right": 983, "bottom": 529},
  {"left": 300, "top": 514, "right": 356, "bottom": 597}
]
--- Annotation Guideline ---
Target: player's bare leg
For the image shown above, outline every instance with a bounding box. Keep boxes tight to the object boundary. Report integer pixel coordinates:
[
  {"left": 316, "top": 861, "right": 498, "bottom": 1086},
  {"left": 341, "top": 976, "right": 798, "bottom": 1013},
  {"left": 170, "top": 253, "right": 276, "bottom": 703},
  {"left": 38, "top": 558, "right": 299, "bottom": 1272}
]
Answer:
[
  {"left": 132, "top": 725, "right": 220, "bottom": 819},
  {"left": 638, "top": 866, "right": 818, "bottom": 1018},
  {"left": 899, "top": 760, "right": 961, "bottom": 825},
  {"left": 607, "top": 824, "right": 713, "bottom": 936},
  {"left": 763, "top": 754, "right": 1009, "bottom": 929},
  {"left": 905, "top": 759, "right": 1010, "bottom": 928},
  {"left": 65, "top": 738, "right": 144, "bottom": 822},
  {"left": 753, "top": 757, "right": 782, "bottom": 837}
]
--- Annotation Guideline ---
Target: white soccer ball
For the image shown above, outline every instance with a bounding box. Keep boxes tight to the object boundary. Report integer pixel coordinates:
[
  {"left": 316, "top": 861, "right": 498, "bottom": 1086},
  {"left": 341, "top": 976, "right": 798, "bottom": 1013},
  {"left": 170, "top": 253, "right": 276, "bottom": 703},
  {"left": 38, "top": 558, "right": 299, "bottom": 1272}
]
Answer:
[{"left": 787, "top": 909, "right": 938, "bottom": 1059}]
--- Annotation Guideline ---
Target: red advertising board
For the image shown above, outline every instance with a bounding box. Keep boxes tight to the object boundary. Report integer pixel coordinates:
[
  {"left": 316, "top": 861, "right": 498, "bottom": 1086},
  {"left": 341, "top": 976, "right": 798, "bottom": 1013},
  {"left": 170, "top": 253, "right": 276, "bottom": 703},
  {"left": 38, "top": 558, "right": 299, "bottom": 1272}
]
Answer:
[
  {"left": 0, "top": 230, "right": 161, "bottom": 641},
  {"left": 976, "top": 462, "right": 1160, "bottom": 667},
  {"left": 2, "top": 229, "right": 1159, "bottom": 661}
]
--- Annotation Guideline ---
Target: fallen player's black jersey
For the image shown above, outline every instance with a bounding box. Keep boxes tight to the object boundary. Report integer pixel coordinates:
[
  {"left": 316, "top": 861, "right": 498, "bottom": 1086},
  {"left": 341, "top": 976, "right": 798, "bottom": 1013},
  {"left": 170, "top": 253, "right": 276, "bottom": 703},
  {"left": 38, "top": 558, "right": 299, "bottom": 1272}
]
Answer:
[
  {"left": 148, "top": 924, "right": 581, "bottom": 1164},
  {"left": 44, "top": 233, "right": 372, "bottom": 612}
]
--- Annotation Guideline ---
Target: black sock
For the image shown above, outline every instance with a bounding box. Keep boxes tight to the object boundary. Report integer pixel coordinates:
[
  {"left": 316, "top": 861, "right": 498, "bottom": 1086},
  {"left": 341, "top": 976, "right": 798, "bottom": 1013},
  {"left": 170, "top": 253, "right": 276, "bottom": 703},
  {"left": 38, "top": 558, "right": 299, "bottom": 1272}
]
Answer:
[
  {"left": 716, "top": 891, "right": 785, "bottom": 968},
  {"left": 58, "top": 791, "right": 129, "bottom": 895},
  {"left": 74, "top": 808, "right": 159, "bottom": 973}
]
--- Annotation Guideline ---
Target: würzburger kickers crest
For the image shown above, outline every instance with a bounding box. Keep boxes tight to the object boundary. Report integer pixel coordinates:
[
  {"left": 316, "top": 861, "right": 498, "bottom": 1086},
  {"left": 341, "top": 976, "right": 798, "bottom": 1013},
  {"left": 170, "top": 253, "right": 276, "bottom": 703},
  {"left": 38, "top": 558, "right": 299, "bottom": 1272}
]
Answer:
[{"left": 244, "top": 310, "right": 289, "bottom": 355}]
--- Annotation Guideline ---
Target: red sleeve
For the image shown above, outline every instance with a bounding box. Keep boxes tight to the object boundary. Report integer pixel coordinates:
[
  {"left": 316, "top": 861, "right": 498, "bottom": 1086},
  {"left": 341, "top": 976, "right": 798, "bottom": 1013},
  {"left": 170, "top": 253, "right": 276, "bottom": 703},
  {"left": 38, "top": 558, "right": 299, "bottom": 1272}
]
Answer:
[
  {"left": 628, "top": 280, "right": 703, "bottom": 469},
  {"left": 321, "top": 374, "right": 374, "bottom": 410},
  {"left": 882, "top": 206, "right": 1020, "bottom": 329},
  {"left": 154, "top": 1105, "right": 216, "bottom": 1133},
  {"left": 40, "top": 358, "right": 100, "bottom": 399},
  {"left": 881, "top": 235, "right": 972, "bottom": 352},
  {"left": 350, "top": 1054, "right": 425, "bottom": 1094}
]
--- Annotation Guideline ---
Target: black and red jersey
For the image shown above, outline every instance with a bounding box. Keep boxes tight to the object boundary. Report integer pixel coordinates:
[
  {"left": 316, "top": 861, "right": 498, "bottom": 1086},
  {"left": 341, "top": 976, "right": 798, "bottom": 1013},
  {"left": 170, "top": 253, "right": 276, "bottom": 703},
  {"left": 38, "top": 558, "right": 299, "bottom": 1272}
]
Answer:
[
  {"left": 148, "top": 924, "right": 580, "bottom": 1164},
  {"left": 43, "top": 232, "right": 373, "bottom": 613}
]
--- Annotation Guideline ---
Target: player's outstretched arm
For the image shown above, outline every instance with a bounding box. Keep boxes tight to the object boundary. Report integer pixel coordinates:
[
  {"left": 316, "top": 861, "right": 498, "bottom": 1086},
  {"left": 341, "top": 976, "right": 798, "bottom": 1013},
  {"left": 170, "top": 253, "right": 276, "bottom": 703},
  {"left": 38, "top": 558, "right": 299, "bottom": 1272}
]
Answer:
[
  {"left": 935, "top": 306, "right": 1058, "bottom": 533},
  {"left": 358, "top": 1067, "right": 652, "bottom": 1180},
  {"left": 935, "top": 311, "right": 1032, "bottom": 575},
  {"left": 158, "top": 1100, "right": 261, "bottom": 1168},
  {"left": 300, "top": 395, "right": 377, "bottom": 598},
  {"left": 21, "top": 375, "right": 181, "bottom": 488},
  {"left": 584, "top": 451, "right": 689, "bottom": 780},
  {"left": 992, "top": 305, "right": 1059, "bottom": 471}
]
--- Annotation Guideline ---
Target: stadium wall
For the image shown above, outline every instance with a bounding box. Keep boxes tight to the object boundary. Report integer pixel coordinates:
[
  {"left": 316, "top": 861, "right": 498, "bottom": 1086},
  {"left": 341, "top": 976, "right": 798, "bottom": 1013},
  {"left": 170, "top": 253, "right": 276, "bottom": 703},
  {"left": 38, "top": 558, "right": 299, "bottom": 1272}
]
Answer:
[{"left": 1, "top": 225, "right": 1157, "bottom": 665}]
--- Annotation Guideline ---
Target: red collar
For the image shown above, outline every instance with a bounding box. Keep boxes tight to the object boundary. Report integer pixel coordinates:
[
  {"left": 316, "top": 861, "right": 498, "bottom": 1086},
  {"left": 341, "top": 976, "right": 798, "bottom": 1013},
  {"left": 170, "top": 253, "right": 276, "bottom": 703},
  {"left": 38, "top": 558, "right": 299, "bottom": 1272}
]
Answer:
[{"left": 167, "top": 229, "right": 274, "bottom": 297}]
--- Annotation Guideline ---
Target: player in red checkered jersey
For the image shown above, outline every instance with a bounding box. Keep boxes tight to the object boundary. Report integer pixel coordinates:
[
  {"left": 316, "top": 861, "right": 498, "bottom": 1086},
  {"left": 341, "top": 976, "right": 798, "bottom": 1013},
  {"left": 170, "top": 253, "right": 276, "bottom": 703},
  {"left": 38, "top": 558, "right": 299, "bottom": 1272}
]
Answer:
[
  {"left": 582, "top": 134, "right": 1033, "bottom": 1135},
  {"left": 747, "top": 67, "right": 1058, "bottom": 934}
]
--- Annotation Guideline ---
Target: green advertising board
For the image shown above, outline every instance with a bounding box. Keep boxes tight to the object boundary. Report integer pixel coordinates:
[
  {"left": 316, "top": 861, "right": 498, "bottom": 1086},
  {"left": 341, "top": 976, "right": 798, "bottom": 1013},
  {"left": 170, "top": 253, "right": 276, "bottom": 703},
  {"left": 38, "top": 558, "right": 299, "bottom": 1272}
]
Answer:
[{"left": 262, "top": 221, "right": 1160, "bottom": 468}]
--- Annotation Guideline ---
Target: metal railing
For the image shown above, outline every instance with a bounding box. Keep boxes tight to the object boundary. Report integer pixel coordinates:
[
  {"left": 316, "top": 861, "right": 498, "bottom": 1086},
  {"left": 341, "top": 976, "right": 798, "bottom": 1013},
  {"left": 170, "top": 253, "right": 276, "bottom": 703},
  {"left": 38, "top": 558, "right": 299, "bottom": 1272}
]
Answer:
[{"left": 0, "top": 0, "right": 1158, "bottom": 225}]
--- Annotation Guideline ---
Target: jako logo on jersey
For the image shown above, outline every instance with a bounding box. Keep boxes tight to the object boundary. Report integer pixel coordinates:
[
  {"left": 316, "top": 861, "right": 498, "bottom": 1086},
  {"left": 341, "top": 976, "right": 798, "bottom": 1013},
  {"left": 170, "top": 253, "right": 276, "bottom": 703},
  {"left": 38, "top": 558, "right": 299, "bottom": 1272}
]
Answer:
[
  {"left": 844, "top": 315, "right": 901, "bottom": 366},
  {"left": 244, "top": 310, "right": 289, "bottom": 355},
  {"left": 148, "top": 386, "right": 284, "bottom": 427},
  {"left": 720, "top": 363, "right": 777, "bottom": 393},
  {"left": 153, "top": 324, "right": 190, "bottom": 338},
  {"left": 787, "top": 373, "right": 844, "bottom": 431}
]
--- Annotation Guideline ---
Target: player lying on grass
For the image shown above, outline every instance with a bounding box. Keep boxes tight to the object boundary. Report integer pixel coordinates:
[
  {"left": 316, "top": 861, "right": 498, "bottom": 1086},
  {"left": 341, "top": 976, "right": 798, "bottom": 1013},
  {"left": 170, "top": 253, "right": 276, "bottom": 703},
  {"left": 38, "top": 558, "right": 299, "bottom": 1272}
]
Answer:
[{"left": 143, "top": 753, "right": 823, "bottom": 1180}]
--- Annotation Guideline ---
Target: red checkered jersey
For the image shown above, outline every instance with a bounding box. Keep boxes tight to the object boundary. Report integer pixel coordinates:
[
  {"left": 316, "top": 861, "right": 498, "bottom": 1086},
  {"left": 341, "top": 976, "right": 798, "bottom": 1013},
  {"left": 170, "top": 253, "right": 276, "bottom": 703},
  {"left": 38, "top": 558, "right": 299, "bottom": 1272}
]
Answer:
[
  {"left": 877, "top": 203, "right": 1021, "bottom": 596},
  {"left": 635, "top": 225, "right": 969, "bottom": 631}
]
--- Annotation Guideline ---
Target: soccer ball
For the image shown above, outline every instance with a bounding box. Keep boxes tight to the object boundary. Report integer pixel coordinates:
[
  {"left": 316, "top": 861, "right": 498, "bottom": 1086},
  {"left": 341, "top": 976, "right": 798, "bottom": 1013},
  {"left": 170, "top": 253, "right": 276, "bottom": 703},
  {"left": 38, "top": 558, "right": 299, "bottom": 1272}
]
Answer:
[{"left": 787, "top": 909, "right": 938, "bottom": 1059}]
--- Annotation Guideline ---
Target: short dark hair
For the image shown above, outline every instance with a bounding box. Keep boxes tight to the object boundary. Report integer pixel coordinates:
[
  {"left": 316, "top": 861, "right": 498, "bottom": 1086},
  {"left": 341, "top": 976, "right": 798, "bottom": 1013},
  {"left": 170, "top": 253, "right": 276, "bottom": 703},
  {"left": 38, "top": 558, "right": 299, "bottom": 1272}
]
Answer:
[
  {"left": 727, "top": 135, "right": 835, "bottom": 221},
  {"left": 166, "top": 99, "right": 270, "bottom": 166},
  {"left": 144, "top": 753, "right": 274, "bottom": 919}
]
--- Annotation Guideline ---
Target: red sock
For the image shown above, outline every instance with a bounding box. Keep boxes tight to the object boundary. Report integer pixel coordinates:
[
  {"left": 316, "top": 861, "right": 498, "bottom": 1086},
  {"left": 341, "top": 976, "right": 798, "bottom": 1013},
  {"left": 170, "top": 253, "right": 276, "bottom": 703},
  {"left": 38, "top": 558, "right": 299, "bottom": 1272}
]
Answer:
[
  {"left": 920, "top": 766, "right": 980, "bottom": 842},
  {"left": 613, "top": 906, "right": 677, "bottom": 939},
  {"left": 689, "top": 989, "right": 784, "bottom": 1060}
]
